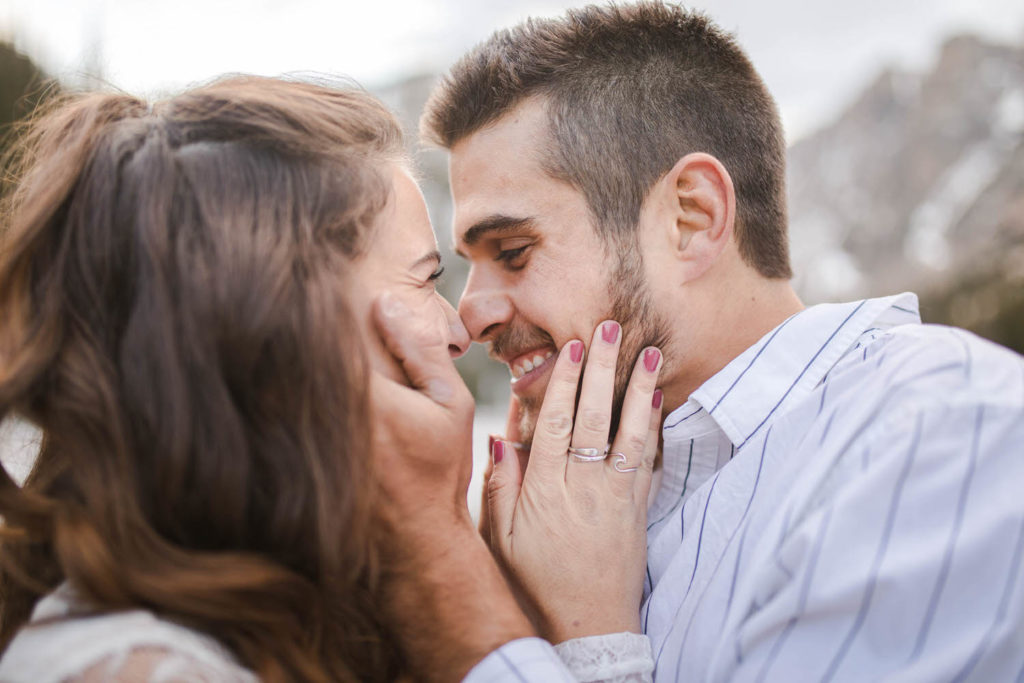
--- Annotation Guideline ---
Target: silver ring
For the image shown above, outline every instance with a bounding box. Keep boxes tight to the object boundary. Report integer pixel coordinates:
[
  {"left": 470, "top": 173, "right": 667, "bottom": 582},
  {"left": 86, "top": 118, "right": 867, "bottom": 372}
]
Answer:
[
  {"left": 568, "top": 446, "right": 609, "bottom": 462},
  {"left": 611, "top": 453, "right": 638, "bottom": 473}
]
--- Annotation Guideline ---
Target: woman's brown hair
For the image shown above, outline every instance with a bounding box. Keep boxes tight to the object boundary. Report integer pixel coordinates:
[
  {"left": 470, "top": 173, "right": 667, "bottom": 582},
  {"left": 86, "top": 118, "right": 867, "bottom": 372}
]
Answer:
[{"left": 0, "top": 76, "right": 404, "bottom": 680}]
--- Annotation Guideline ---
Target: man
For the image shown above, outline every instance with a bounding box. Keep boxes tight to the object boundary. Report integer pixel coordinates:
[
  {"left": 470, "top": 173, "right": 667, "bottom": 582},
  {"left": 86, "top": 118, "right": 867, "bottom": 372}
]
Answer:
[{"left": 379, "top": 2, "right": 1024, "bottom": 680}]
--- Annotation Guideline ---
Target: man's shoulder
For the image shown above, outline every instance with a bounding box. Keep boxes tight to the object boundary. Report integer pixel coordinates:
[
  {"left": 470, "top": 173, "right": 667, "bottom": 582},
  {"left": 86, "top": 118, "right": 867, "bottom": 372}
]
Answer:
[
  {"left": 771, "top": 323, "right": 1024, "bottom": 556},
  {"left": 829, "top": 322, "right": 1024, "bottom": 413},
  {"left": 784, "top": 322, "right": 1024, "bottom": 476}
]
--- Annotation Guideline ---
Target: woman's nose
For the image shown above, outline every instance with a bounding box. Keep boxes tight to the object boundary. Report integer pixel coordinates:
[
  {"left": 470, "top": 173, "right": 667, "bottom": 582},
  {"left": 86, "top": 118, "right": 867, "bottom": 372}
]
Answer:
[{"left": 440, "top": 295, "right": 471, "bottom": 358}]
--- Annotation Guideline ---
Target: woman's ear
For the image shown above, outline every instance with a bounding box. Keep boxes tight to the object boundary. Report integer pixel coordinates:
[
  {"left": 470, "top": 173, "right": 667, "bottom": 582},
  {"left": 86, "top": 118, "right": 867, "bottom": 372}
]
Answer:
[{"left": 660, "top": 152, "right": 736, "bottom": 282}]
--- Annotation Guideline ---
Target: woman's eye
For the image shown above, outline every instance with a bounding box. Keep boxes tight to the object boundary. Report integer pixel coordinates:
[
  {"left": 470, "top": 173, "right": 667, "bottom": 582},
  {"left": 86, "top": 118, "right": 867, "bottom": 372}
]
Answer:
[
  {"left": 427, "top": 265, "right": 445, "bottom": 284},
  {"left": 495, "top": 245, "right": 529, "bottom": 269}
]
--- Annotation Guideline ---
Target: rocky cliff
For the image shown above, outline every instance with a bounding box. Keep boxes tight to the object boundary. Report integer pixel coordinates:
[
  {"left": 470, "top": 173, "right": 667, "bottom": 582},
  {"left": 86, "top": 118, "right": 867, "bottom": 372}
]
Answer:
[{"left": 788, "top": 34, "right": 1024, "bottom": 351}]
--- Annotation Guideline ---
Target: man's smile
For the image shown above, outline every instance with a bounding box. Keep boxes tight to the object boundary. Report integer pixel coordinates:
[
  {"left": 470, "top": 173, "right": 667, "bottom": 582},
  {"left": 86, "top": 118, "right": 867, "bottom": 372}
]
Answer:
[{"left": 504, "top": 345, "right": 557, "bottom": 394}]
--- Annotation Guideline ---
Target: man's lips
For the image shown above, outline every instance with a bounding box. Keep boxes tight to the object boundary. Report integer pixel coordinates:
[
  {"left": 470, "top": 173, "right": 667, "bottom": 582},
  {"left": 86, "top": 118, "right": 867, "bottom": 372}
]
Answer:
[{"left": 505, "top": 346, "right": 557, "bottom": 394}]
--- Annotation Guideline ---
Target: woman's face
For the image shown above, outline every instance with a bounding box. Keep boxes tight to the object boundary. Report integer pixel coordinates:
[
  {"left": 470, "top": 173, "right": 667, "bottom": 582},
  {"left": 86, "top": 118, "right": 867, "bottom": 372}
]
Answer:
[{"left": 352, "top": 166, "right": 470, "bottom": 381}]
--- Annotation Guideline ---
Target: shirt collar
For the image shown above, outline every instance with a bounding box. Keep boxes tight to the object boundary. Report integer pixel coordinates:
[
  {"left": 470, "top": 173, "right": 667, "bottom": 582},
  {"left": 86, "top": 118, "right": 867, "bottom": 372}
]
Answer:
[{"left": 660, "top": 292, "right": 921, "bottom": 464}]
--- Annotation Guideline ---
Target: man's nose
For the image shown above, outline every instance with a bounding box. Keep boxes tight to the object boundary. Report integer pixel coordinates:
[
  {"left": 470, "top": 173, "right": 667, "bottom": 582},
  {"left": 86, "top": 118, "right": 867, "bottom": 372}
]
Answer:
[{"left": 458, "top": 270, "right": 513, "bottom": 343}]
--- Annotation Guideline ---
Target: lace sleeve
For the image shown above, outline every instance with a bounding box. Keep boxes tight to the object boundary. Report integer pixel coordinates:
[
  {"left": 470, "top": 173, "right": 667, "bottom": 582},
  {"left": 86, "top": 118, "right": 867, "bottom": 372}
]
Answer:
[{"left": 553, "top": 632, "right": 654, "bottom": 683}]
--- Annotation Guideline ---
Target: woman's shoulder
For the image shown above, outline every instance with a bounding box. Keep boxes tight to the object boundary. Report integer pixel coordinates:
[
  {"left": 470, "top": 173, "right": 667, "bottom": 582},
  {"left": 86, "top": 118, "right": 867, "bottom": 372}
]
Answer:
[{"left": 0, "top": 585, "right": 257, "bottom": 683}]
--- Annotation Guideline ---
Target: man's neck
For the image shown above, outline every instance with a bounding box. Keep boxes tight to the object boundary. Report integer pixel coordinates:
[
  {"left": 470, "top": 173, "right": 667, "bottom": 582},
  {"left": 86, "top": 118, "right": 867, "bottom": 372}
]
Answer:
[{"left": 660, "top": 278, "right": 804, "bottom": 417}]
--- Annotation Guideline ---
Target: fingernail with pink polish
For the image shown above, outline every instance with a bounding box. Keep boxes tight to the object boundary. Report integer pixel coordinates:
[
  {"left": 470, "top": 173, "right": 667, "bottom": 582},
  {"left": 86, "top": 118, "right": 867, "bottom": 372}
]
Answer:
[
  {"left": 644, "top": 348, "right": 661, "bottom": 373},
  {"left": 492, "top": 439, "right": 504, "bottom": 464},
  {"left": 652, "top": 389, "right": 663, "bottom": 409},
  {"left": 601, "top": 321, "right": 620, "bottom": 344},
  {"left": 570, "top": 340, "right": 584, "bottom": 363}
]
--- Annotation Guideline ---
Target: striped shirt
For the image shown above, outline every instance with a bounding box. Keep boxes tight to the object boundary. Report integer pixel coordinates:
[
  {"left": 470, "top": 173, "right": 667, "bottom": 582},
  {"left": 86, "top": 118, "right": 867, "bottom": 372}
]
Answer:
[{"left": 466, "top": 293, "right": 1024, "bottom": 682}]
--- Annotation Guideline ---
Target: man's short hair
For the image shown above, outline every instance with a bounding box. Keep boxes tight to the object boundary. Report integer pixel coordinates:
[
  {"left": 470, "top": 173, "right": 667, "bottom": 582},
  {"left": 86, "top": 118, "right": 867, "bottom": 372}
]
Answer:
[{"left": 422, "top": 1, "right": 792, "bottom": 279}]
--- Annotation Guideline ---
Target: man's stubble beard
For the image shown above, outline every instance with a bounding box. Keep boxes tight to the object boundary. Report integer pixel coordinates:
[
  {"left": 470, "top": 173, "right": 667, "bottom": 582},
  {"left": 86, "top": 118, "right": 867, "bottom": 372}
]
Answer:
[{"left": 517, "top": 245, "right": 671, "bottom": 448}]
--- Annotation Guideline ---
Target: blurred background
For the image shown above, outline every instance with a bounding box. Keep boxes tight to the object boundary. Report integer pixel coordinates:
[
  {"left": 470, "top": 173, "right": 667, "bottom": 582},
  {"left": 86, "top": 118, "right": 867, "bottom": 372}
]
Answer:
[{"left": 1, "top": 0, "right": 1022, "bottom": 514}]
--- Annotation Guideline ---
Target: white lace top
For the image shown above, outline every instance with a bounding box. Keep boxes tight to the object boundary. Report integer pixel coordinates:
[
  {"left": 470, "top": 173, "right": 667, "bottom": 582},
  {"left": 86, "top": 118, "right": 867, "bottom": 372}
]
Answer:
[
  {"left": 0, "top": 585, "right": 652, "bottom": 682},
  {"left": 0, "top": 585, "right": 256, "bottom": 682}
]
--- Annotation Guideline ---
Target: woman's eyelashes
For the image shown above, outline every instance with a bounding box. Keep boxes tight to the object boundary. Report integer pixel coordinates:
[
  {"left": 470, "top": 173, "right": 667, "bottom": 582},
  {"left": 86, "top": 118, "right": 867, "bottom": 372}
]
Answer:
[{"left": 427, "top": 265, "right": 445, "bottom": 285}]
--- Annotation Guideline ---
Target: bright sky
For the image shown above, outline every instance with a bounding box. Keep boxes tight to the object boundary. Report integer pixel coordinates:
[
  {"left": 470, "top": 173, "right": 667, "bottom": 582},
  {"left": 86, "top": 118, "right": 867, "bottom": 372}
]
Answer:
[{"left": 2, "top": 0, "right": 1023, "bottom": 141}]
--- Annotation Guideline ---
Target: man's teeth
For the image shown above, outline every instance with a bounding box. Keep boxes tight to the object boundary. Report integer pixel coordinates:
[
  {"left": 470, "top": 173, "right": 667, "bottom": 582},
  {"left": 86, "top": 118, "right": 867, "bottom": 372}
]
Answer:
[{"left": 511, "top": 350, "right": 554, "bottom": 379}]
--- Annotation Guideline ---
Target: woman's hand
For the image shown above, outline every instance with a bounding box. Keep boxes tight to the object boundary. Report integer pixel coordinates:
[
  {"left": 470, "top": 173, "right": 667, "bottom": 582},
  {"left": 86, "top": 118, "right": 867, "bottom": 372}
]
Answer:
[
  {"left": 369, "top": 292, "right": 536, "bottom": 679},
  {"left": 369, "top": 292, "right": 476, "bottom": 535},
  {"left": 486, "top": 320, "right": 663, "bottom": 643}
]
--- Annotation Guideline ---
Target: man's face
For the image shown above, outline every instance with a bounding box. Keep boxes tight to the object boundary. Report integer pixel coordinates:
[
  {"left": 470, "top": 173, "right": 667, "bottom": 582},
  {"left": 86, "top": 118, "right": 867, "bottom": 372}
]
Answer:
[{"left": 451, "top": 99, "right": 667, "bottom": 444}]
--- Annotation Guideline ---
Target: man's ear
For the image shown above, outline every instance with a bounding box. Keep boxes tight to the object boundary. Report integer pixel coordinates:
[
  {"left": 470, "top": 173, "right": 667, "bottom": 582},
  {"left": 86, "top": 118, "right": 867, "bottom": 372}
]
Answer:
[{"left": 659, "top": 152, "right": 736, "bottom": 282}]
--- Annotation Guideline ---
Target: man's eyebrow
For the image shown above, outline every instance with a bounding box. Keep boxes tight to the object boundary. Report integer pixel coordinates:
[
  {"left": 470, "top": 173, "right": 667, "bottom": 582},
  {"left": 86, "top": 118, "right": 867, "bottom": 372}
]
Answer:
[
  {"left": 459, "top": 215, "right": 536, "bottom": 249},
  {"left": 411, "top": 249, "right": 442, "bottom": 269}
]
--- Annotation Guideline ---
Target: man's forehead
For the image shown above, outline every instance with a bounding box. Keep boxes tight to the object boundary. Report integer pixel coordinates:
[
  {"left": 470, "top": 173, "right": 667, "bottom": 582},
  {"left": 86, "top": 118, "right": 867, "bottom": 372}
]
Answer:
[
  {"left": 447, "top": 98, "right": 589, "bottom": 250},
  {"left": 449, "top": 159, "right": 546, "bottom": 247},
  {"left": 454, "top": 97, "right": 551, "bottom": 151},
  {"left": 449, "top": 100, "right": 552, "bottom": 185}
]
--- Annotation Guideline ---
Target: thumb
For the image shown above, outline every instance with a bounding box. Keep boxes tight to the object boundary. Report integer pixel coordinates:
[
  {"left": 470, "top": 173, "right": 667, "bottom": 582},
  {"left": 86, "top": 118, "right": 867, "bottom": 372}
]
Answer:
[
  {"left": 487, "top": 439, "right": 522, "bottom": 556},
  {"left": 634, "top": 389, "right": 663, "bottom": 510},
  {"left": 373, "top": 291, "right": 460, "bottom": 407}
]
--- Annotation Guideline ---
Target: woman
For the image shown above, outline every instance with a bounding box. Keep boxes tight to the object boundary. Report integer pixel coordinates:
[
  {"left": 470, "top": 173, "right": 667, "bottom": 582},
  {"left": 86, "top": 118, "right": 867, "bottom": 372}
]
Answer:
[
  {"left": 0, "top": 76, "right": 463, "bottom": 681},
  {"left": 0, "top": 75, "right": 659, "bottom": 681}
]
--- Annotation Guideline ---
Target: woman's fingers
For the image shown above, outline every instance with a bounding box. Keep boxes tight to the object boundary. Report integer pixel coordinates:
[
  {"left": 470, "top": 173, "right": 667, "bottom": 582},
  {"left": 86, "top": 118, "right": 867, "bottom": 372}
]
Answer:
[
  {"left": 566, "top": 321, "right": 621, "bottom": 488},
  {"left": 521, "top": 339, "right": 586, "bottom": 485},
  {"left": 634, "top": 389, "right": 663, "bottom": 508},
  {"left": 372, "top": 292, "right": 462, "bottom": 408},
  {"left": 477, "top": 435, "right": 498, "bottom": 544},
  {"left": 605, "top": 347, "right": 662, "bottom": 498},
  {"left": 504, "top": 395, "right": 531, "bottom": 473},
  {"left": 487, "top": 439, "right": 524, "bottom": 556},
  {"left": 504, "top": 395, "right": 523, "bottom": 447}
]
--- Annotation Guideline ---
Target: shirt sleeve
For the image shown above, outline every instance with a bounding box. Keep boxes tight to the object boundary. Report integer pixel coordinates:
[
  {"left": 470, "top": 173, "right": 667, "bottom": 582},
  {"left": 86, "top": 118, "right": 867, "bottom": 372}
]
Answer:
[
  {"left": 727, "top": 400, "right": 1024, "bottom": 682},
  {"left": 463, "top": 638, "right": 576, "bottom": 682}
]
